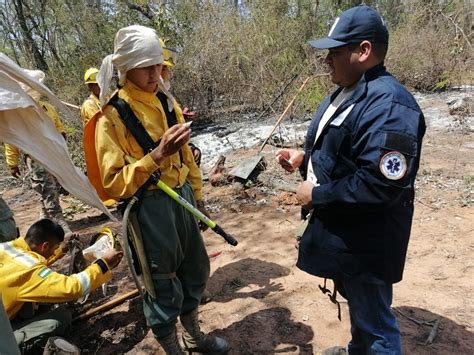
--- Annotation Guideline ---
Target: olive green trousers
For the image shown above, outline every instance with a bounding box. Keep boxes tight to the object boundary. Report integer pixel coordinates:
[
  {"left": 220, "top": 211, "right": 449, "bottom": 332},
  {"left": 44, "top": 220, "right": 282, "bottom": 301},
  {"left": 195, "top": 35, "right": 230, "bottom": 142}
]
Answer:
[{"left": 131, "top": 183, "right": 210, "bottom": 339}]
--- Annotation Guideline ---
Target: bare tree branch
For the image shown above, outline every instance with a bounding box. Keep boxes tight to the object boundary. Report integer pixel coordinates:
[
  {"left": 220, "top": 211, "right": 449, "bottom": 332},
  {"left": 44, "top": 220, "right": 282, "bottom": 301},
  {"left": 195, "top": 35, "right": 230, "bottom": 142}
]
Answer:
[
  {"left": 125, "top": 1, "right": 155, "bottom": 20},
  {"left": 12, "top": 0, "right": 49, "bottom": 71}
]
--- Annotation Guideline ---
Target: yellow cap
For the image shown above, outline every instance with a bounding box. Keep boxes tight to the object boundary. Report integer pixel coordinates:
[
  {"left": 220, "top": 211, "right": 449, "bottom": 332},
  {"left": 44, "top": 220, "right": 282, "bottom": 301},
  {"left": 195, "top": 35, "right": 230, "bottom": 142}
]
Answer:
[
  {"left": 84, "top": 67, "right": 99, "bottom": 84},
  {"left": 160, "top": 38, "right": 176, "bottom": 68}
]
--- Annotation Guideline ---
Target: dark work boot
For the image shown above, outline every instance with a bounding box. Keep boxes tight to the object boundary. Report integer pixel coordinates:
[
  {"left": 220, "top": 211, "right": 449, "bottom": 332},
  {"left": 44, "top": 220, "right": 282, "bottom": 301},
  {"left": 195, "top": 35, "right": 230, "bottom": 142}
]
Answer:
[
  {"left": 156, "top": 328, "right": 185, "bottom": 355},
  {"left": 180, "top": 309, "right": 229, "bottom": 354}
]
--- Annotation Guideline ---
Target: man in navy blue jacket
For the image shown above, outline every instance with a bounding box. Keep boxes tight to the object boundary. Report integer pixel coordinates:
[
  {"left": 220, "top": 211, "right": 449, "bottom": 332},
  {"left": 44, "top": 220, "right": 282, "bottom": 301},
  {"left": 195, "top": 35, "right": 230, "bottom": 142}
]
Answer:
[{"left": 276, "top": 5, "right": 425, "bottom": 354}]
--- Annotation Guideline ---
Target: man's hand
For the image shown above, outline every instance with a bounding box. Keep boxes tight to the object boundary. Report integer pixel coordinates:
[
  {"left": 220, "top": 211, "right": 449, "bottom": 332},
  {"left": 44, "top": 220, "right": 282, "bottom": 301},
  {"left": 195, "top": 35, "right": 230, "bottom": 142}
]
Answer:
[
  {"left": 150, "top": 122, "right": 191, "bottom": 165},
  {"left": 101, "top": 249, "right": 123, "bottom": 270},
  {"left": 59, "top": 241, "right": 70, "bottom": 254},
  {"left": 65, "top": 235, "right": 83, "bottom": 251},
  {"left": 182, "top": 107, "right": 196, "bottom": 119},
  {"left": 296, "top": 181, "right": 315, "bottom": 210},
  {"left": 275, "top": 149, "right": 304, "bottom": 173},
  {"left": 196, "top": 200, "right": 210, "bottom": 231},
  {"left": 10, "top": 166, "right": 21, "bottom": 179}
]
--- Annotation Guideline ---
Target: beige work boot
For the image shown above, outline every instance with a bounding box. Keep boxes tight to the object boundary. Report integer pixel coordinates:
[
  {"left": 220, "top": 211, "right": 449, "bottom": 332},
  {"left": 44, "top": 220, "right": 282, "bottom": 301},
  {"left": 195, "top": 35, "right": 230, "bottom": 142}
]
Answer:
[
  {"left": 156, "top": 328, "right": 185, "bottom": 355},
  {"left": 180, "top": 309, "right": 229, "bottom": 354}
]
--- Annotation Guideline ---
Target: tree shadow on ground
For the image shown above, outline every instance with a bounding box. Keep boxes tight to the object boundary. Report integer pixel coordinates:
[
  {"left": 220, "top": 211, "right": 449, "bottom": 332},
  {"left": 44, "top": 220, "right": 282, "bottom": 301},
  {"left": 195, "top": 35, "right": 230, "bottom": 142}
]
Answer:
[
  {"left": 69, "top": 297, "right": 148, "bottom": 354},
  {"left": 210, "top": 307, "right": 314, "bottom": 354},
  {"left": 395, "top": 306, "right": 474, "bottom": 355},
  {"left": 207, "top": 257, "right": 290, "bottom": 302}
]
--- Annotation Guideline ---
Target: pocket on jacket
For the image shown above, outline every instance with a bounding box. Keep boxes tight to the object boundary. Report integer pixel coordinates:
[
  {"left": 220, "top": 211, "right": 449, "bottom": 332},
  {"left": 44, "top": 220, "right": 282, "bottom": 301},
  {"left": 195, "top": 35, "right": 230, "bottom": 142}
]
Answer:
[{"left": 317, "top": 154, "right": 337, "bottom": 177}]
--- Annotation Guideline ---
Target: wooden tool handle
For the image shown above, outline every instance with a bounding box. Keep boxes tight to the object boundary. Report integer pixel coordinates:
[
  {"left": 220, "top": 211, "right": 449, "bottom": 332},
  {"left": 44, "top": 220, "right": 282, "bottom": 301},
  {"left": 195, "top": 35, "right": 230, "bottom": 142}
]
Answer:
[
  {"left": 258, "top": 76, "right": 311, "bottom": 154},
  {"left": 73, "top": 289, "right": 140, "bottom": 322}
]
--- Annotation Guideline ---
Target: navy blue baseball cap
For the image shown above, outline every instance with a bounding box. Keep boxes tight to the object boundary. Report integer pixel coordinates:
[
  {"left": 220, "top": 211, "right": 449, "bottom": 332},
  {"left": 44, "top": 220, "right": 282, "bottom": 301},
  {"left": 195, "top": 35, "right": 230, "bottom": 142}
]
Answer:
[{"left": 309, "top": 5, "right": 388, "bottom": 49}]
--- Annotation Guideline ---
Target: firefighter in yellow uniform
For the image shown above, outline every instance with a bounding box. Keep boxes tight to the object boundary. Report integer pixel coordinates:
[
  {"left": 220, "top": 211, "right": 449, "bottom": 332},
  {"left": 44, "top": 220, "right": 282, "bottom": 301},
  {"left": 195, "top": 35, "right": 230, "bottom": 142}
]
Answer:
[
  {"left": 0, "top": 219, "right": 123, "bottom": 353},
  {"left": 80, "top": 67, "right": 101, "bottom": 127},
  {"left": 92, "top": 25, "right": 228, "bottom": 353}
]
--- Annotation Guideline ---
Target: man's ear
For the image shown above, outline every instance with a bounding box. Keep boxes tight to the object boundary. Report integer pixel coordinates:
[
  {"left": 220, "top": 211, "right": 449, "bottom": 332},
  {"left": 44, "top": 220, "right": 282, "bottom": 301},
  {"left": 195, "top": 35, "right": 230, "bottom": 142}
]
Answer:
[
  {"left": 358, "top": 40, "right": 372, "bottom": 63},
  {"left": 39, "top": 241, "right": 50, "bottom": 253}
]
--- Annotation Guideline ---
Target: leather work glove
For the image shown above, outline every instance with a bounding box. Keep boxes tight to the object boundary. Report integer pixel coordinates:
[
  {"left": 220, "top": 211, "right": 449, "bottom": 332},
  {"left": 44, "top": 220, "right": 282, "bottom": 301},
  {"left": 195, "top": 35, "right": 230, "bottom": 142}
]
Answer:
[
  {"left": 10, "top": 166, "right": 21, "bottom": 179},
  {"left": 196, "top": 200, "right": 210, "bottom": 232}
]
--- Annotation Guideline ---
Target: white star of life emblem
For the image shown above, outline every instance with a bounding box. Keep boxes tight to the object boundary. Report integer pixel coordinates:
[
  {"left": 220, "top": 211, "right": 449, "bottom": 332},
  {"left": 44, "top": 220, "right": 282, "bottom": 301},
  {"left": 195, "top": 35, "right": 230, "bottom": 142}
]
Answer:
[{"left": 379, "top": 151, "right": 407, "bottom": 180}]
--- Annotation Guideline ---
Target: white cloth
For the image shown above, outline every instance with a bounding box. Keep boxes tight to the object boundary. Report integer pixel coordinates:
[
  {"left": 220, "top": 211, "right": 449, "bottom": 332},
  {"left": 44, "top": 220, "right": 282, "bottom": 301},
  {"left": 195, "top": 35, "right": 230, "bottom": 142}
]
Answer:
[
  {"left": 0, "top": 53, "right": 113, "bottom": 219},
  {"left": 19, "top": 69, "right": 45, "bottom": 101},
  {"left": 307, "top": 87, "right": 354, "bottom": 186},
  {"left": 98, "top": 25, "right": 164, "bottom": 107}
]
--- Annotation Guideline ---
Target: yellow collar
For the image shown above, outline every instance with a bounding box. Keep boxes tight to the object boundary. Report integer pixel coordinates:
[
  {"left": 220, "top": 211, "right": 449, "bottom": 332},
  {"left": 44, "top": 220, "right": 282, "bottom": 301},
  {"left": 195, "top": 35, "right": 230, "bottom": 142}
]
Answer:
[
  {"left": 13, "top": 237, "right": 32, "bottom": 251},
  {"left": 122, "top": 80, "right": 158, "bottom": 105},
  {"left": 13, "top": 237, "right": 46, "bottom": 262}
]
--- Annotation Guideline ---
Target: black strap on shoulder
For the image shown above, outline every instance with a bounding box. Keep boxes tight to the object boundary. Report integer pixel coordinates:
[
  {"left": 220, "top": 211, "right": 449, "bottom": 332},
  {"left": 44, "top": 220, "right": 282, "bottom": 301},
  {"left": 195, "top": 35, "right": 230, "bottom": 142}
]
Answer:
[
  {"left": 156, "top": 91, "right": 184, "bottom": 166},
  {"left": 108, "top": 93, "right": 158, "bottom": 209},
  {"left": 108, "top": 93, "right": 158, "bottom": 153},
  {"left": 108, "top": 91, "right": 185, "bottom": 179},
  {"left": 156, "top": 91, "right": 178, "bottom": 127}
]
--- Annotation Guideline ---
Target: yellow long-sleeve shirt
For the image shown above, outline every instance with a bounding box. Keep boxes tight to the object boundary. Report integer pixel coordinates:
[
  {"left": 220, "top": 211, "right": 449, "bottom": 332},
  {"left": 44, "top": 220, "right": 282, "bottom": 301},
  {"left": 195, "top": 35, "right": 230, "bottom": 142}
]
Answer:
[
  {"left": 80, "top": 93, "right": 101, "bottom": 127},
  {"left": 95, "top": 80, "right": 203, "bottom": 200},
  {"left": 4, "top": 100, "right": 65, "bottom": 168},
  {"left": 0, "top": 237, "right": 111, "bottom": 319}
]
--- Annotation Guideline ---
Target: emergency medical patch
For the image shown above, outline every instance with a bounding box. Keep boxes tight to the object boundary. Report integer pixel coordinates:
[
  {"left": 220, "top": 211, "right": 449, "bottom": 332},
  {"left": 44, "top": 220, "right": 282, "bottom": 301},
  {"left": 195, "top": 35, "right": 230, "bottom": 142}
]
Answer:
[
  {"left": 38, "top": 267, "right": 53, "bottom": 279},
  {"left": 379, "top": 151, "right": 407, "bottom": 180}
]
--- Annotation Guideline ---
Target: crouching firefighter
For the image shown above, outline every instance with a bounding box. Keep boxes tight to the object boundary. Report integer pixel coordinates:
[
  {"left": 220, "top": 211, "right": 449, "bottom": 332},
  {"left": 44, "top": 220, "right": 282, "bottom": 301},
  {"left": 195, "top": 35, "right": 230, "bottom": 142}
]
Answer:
[{"left": 83, "top": 25, "right": 229, "bottom": 354}]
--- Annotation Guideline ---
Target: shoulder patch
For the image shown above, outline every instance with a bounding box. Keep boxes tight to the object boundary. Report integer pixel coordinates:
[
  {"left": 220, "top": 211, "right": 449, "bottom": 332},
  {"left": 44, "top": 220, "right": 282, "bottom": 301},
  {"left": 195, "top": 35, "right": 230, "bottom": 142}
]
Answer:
[
  {"left": 379, "top": 151, "right": 407, "bottom": 180},
  {"left": 382, "top": 132, "right": 417, "bottom": 156},
  {"left": 38, "top": 267, "right": 53, "bottom": 279}
]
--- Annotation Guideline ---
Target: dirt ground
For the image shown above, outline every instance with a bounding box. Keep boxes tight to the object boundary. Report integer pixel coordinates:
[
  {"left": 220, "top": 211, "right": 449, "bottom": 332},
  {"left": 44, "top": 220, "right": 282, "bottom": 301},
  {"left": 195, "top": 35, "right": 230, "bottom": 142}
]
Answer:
[{"left": 2, "top": 123, "right": 473, "bottom": 354}]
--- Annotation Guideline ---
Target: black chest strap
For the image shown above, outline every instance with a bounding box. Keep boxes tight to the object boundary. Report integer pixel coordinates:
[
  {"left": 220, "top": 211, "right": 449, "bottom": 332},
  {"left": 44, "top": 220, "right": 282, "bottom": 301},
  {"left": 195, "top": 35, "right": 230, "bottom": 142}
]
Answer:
[
  {"left": 109, "top": 92, "right": 183, "bottom": 165},
  {"left": 108, "top": 93, "right": 157, "bottom": 153},
  {"left": 109, "top": 93, "right": 159, "bottom": 205},
  {"left": 157, "top": 91, "right": 178, "bottom": 126}
]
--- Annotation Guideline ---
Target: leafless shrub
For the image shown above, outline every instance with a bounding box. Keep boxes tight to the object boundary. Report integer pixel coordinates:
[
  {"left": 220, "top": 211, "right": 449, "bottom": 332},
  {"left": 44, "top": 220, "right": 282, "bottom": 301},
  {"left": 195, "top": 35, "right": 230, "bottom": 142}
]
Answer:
[{"left": 387, "top": 1, "right": 473, "bottom": 91}]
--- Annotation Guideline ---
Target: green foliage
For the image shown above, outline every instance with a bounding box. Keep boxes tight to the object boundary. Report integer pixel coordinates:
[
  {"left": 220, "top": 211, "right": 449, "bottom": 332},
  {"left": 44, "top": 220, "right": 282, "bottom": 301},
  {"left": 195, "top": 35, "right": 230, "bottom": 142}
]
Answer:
[
  {"left": 297, "top": 76, "right": 332, "bottom": 113},
  {"left": 431, "top": 75, "right": 451, "bottom": 92},
  {"left": 171, "top": 0, "right": 327, "bottom": 115},
  {"left": 386, "top": 0, "right": 473, "bottom": 91},
  {"left": 0, "top": 0, "right": 472, "bottom": 121}
]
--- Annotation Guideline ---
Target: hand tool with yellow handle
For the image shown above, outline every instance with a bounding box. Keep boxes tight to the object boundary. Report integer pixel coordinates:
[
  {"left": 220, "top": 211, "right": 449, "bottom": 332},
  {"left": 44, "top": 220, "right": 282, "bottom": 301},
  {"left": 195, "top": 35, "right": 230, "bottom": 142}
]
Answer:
[{"left": 125, "top": 155, "right": 238, "bottom": 246}]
